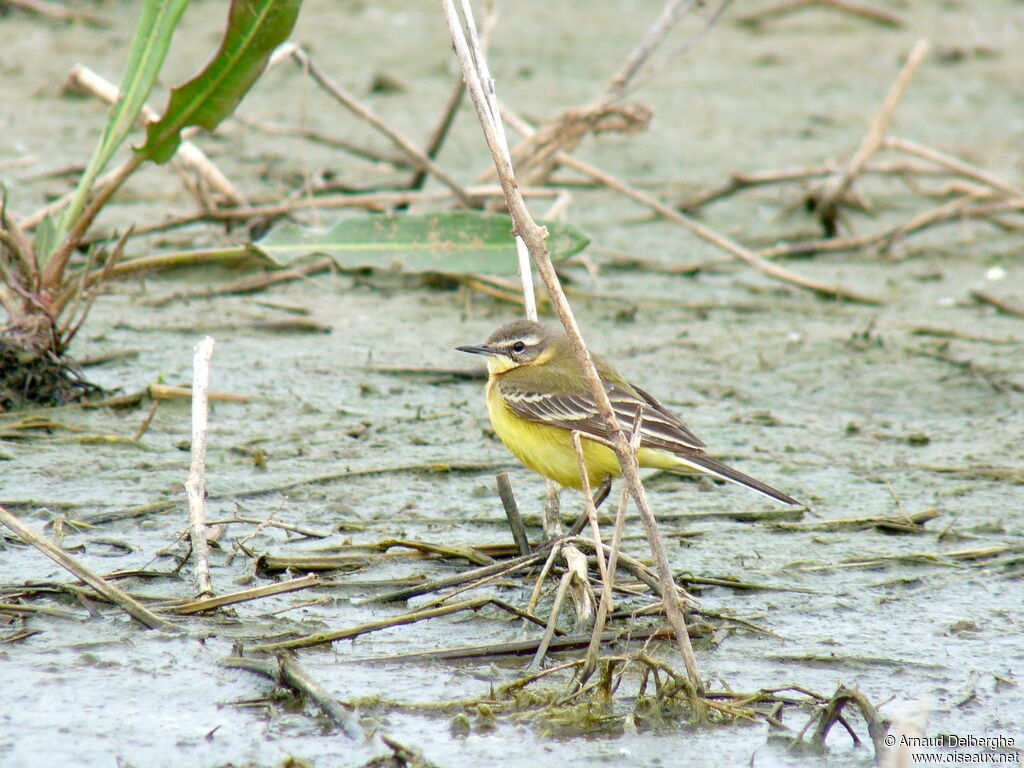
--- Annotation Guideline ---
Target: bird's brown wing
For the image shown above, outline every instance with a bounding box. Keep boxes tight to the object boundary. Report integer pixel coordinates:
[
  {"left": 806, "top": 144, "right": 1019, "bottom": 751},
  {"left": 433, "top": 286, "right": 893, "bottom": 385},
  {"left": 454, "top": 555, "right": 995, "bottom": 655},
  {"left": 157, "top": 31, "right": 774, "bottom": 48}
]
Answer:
[{"left": 497, "top": 377, "right": 706, "bottom": 454}]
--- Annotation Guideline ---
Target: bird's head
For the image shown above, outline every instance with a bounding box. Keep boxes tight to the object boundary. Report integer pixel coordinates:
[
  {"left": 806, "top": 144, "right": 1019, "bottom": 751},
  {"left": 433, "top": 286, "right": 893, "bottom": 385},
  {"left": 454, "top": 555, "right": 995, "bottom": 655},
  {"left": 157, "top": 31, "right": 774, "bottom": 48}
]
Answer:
[{"left": 456, "top": 320, "right": 560, "bottom": 374}]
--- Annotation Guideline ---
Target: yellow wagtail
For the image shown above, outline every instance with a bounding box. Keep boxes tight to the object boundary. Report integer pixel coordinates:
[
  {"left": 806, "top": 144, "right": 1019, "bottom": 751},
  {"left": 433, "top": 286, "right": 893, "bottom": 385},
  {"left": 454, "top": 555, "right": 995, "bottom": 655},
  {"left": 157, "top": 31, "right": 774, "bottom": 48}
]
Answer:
[{"left": 457, "top": 319, "right": 799, "bottom": 505}]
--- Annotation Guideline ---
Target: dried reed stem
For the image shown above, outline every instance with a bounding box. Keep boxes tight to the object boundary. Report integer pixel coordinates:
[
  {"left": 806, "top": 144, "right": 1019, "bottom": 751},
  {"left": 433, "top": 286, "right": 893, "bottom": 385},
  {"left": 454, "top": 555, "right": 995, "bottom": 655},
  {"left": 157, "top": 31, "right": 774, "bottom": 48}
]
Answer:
[
  {"left": 450, "top": 0, "right": 537, "bottom": 320},
  {"left": 815, "top": 39, "right": 929, "bottom": 230},
  {"left": 0, "top": 505, "right": 170, "bottom": 629},
  {"left": 170, "top": 573, "right": 320, "bottom": 614},
  {"left": 441, "top": 0, "right": 705, "bottom": 703},
  {"left": 496, "top": 472, "right": 531, "bottom": 556},
  {"left": 501, "top": 107, "right": 881, "bottom": 305},
  {"left": 579, "top": 413, "right": 644, "bottom": 682},
  {"left": 883, "top": 135, "right": 1024, "bottom": 198},
  {"left": 185, "top": 336, "right": 216, "bottom": 597},
  {"left": 281, "top": 44, "right": 475, "bottom": 209}
]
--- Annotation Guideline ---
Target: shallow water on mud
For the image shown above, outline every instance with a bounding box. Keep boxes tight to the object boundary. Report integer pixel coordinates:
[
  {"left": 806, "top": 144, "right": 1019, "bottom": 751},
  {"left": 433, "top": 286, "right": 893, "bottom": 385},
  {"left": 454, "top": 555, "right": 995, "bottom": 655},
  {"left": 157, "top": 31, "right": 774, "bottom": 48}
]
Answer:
[{"left": 2, "top": 1, "right": 1024, "bottom": 767}]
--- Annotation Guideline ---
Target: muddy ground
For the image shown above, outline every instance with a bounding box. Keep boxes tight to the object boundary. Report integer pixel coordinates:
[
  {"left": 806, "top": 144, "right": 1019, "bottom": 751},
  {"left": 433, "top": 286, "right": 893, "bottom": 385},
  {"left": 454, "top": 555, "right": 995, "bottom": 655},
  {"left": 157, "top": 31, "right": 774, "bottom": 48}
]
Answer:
[{"left": 1, "top": 1, "right": 1023, "bottom": 766}]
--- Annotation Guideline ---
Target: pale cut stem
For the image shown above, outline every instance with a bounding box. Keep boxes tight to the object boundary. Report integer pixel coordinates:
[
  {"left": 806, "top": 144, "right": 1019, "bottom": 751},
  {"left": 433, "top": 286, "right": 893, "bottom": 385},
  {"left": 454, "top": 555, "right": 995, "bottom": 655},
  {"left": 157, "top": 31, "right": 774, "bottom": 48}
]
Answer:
[
  {"left": 453, "top": 0, "right": 537, "bottom": 321},
  {"left": 543, "top": 479, "right": 563, "bottom": 539},
  {"left": 530, "top": 569, "right": 571, "bottom": 669},
  {"left": 573, "top": 430, "right": 613, "bottom": 683},
  {"left": 571, "top": 431, "right": 610, "bottom": 590},
  {"left": 185, "top": 336, "right": 216, "bottom": 598},
  {"left": 527, "top": 542, "right": 562, "bottom": 616}
]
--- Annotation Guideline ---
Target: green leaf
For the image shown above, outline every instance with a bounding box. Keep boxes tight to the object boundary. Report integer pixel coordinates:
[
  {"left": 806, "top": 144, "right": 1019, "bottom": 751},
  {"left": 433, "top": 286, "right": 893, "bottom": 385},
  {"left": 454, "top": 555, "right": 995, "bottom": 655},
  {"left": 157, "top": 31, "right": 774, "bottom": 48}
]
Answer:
[
  {"left": 139, "top": 0, "right": 302, "bottom": 164},
  {"left": 251, "top": 212, "right": 591, "bottom": 274},
  {"left": 32, "top": 213, "right": 60, "bottom": 263},
  {"left": 59, "top": 0, "right": 190, "bottom": 237}
]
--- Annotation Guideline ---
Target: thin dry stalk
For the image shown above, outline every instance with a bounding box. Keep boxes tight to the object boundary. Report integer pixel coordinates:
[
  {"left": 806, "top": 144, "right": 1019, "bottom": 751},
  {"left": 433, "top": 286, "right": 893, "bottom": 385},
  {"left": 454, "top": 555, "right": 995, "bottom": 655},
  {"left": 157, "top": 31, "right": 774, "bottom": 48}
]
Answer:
[
  {"left": 571, "top": 431, "right": 610, "bottom": 589},
  {"left": 757, "top": 233, "right": 879, "bottom": 259},
  {"left": 281, "top": 44, "right": 474, "bottom": 209},
  {"left": 442, "top": 0, "right": 706, "bottom": 705},
  {"left": 139, "top": 257, "right": 335, "bottom": 308},
  {"left": 234, "top": 114, "right": 412, "bottom": 168},
  {"left": 54, "top": 228, "right": 129, "bottom": 341},
  {"left": 132, "top": 401, "right": 160, "bottom": 441},
  {"left": 814, "top": 39, "right": 929, "bottom": 232},
  {"left": 42, "top": 153, "right": 142, "bottom": 289},
  {"left": 530, "top": 563, "right": 576, "bottom": 669},
  {"left": 7, "top": 0, "right": 108, "bottom": 25},
  {"left": 149, "top": 383, "right": 250, "bottom": 403},
  {"left": 773, "top": 509, "right": 938, "bottom": 533},
  {"left": 409, "top": 76, "right": 466, "bottom": 191},
  {"left": 365, "top": 550, "right": 547, "bottom": 604},
  {"left": 543, "top": 189, "right": 573, "bottom": 222},
  {"left": 224, "top": 655, "right": 363, "bottom": 739},
  {"left": 580, "top": 411, "right": 644, "bottom": 683},
  {"left": 527, "top": 541, "right": 564, "bottom": 615},
  {"left": 0, "top": 505, "right": 170, "bottom": 629},
  {"left": 883, "top": 136, "right": 1024, "bottom": 198},
  {"left": 970, "top": 289, "right": 1024, "bottom": 319},
  {"left": 77, "top": 185, "right": 559, "bottom": 247},
  {"left": 278, "top": 656, "right": 364, "bottom": 739},
  {"left": 205, "top": 515, "right": 331, "bottom": 539},
  {"left": 0, "top": 193, "right": 39, "bottom": 288},
  {"left": 185, "top": 337, "right": 216, "bottom": 598},
  {"left": 602, "top": 0, "right": 698, "bottom": 102},
  {"left": 451, "top": 0, "right": 537, "bottom": 320},
  {"left": 376, "top": 538, "right": 494, "bottom": 566},
  {"left": 873, "top": 193, "right": 980, "bottom": 252},
  {"left": 501, "top": 108, "right": 881, "bottom": 305},
  {"left": 408, "top": 5, "right": 499, "bottom": 193},
  {"left": 252, "top": 595, "right": 491, "bottom": 652},
  {"left": 737, "top": 0, "right": 904, "bottom": 28},
  {"left": 170, "top": 573, "right": 320, "bottom": 614},
  {"left": 496, "top": 472, "right": 531, "bottom": 556},
  {"left": 612, "top": 0, "right": 734, "bottom": 101},
  {"left": 681, "top": 164, "right": 838, "bottom": 210}
]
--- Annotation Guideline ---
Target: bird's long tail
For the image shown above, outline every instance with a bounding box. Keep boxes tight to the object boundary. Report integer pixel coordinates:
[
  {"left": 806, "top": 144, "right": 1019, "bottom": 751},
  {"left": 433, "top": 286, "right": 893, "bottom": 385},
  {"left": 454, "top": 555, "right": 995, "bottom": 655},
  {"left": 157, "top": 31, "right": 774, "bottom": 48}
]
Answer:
[{"left": 670, "top": 453, "right": 800, "bottom": 506}]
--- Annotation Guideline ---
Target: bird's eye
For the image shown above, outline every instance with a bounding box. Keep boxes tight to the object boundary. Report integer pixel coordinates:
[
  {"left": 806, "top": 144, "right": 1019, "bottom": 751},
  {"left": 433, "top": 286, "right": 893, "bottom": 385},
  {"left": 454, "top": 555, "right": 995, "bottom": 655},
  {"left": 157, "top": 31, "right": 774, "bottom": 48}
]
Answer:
[{"left": 512, "top": 341, "right": 526, "bottom": 354}]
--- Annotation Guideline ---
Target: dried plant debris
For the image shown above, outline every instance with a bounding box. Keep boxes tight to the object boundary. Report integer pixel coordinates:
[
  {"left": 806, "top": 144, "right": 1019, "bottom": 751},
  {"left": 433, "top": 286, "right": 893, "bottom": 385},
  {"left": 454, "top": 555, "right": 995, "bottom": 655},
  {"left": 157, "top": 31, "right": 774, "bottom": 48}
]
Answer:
[{"left": 0, "top": 340, "right": 101, "bottom": 411}]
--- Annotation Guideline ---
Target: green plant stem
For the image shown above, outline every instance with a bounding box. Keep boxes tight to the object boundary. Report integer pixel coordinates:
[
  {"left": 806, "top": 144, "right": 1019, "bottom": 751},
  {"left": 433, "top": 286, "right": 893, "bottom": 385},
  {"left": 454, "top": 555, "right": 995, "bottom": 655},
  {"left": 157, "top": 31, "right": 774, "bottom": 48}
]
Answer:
[{"left": 41, "top": 154, "right": 144, "bottom": 294}]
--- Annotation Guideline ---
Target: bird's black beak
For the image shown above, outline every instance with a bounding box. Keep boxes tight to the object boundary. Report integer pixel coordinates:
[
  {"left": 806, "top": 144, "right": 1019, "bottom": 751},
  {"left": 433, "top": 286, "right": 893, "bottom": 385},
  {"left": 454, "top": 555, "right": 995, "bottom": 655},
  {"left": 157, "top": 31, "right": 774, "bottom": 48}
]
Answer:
[{"left": 456, "top": 344, "right": 494, "bottom": 356}]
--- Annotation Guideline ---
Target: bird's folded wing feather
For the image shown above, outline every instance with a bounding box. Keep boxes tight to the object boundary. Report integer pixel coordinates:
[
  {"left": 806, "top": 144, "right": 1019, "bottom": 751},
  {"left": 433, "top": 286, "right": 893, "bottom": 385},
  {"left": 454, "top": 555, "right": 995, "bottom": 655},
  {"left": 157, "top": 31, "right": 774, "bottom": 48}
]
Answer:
[{"left": 498, "top": 379, "right": 706, "bottom": 454}]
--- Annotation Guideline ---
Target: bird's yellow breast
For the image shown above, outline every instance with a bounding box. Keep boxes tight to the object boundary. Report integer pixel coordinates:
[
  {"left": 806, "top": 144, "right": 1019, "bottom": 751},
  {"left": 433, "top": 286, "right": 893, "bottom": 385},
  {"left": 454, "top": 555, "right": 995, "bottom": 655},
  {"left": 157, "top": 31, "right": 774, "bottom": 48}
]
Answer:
[{"left": 486, "top": 377, "right": 619, "bottom": 489}]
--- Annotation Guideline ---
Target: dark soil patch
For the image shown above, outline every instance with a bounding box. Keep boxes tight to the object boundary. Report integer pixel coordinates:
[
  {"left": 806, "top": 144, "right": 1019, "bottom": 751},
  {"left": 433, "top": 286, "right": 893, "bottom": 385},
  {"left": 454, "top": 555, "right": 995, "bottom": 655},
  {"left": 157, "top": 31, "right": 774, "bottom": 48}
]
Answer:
[{"left": 0, "top": 339, "right": 101, "bottom": 411}]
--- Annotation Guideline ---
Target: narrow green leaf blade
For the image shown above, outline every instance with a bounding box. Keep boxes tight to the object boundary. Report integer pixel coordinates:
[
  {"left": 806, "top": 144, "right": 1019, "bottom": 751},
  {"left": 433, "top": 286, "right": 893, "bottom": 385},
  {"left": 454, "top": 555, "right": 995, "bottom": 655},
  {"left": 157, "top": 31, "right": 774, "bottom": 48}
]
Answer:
[
  {"left": 251, "top": 212, "right": 590, "bottom": 274},
  {"left": 139, "top": 0, "right": 302, "bottom": 164},
  {"left": 59, "top": 0, "right": 189, "bottom": 236}
]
